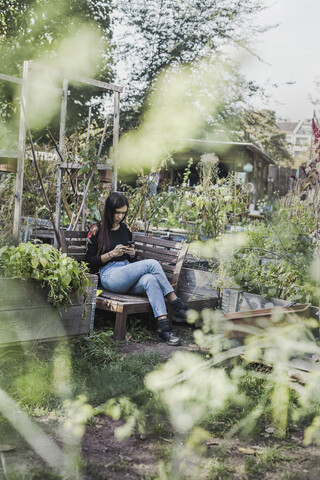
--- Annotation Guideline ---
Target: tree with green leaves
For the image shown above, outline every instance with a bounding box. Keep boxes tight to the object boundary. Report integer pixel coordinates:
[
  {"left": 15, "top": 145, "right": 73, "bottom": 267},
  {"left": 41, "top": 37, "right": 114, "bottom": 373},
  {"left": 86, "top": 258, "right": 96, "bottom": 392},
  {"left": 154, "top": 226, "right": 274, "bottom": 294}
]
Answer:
[
  {"left": 0, "top": 0, "right": 114, "bottom": 146},
  {"left": 112, "top": 0, "right": 268, "bottom": 132},
  {"left": 222, "top": 109, "right": 293, "bottom": 165}
]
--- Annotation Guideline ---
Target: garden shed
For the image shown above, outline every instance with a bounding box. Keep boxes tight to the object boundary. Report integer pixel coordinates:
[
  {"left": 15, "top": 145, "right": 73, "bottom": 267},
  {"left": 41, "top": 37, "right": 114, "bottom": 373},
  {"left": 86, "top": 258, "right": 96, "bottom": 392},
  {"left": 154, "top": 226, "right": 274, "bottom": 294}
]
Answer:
[{"left": 163, "top": 139, "right": 295, "bottom": 200}]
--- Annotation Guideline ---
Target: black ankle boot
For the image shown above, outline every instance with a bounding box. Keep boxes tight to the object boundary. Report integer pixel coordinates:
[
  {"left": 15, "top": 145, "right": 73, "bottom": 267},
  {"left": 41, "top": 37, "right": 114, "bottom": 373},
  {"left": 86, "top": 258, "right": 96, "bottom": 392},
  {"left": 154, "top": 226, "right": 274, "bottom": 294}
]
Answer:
[
  {"left": 157, "top": 318, "right": 181, "bottom": 346},
  {"left": 171, "top": 297, "right": 189, "bottom": 323}
]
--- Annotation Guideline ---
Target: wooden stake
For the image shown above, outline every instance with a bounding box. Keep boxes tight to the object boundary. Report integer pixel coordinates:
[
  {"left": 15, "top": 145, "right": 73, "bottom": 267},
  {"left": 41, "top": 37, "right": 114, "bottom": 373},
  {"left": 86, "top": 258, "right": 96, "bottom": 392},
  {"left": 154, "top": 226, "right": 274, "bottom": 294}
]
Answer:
[
  {"left": 55, "top": 78, "right": 68, "bottom": 239},
  {"left": 112, "top": 91, "right": 120, "bottom": 192},
  {"left": 13, "top": 60, "right": 29, "bottom": 245}
]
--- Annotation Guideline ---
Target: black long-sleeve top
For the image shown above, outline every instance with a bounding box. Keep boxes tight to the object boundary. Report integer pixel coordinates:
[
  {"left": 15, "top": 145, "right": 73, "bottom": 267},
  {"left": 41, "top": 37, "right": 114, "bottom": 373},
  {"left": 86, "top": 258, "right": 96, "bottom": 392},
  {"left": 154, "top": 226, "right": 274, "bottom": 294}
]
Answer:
[{"left": 86, "top": 222, "right": 135, "bottom": 273}]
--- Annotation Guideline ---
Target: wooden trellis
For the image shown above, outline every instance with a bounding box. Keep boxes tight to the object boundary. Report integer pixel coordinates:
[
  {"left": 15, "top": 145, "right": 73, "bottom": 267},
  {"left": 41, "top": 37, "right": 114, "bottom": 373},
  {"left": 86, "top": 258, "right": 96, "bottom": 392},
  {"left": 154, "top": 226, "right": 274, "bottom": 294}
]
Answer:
[{"left": 0, "top": 60, "right": 123, "bottom": 244}]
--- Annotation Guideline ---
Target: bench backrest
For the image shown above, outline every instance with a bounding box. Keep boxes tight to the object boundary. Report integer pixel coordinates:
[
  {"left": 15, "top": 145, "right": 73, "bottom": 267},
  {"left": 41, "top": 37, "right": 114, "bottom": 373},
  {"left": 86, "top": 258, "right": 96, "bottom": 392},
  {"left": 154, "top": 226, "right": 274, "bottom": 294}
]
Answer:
[{"left": 59, "top": 230, "right": 188, "bottom": 291}]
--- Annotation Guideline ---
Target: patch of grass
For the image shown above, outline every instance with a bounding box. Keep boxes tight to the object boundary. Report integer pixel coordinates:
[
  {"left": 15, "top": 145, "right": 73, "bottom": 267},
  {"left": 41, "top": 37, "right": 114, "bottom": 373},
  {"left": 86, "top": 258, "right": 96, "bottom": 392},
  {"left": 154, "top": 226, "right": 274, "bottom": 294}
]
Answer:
[
  {"left": 0, "top": 344, "right": 59, "bottom": 409},
  {"left": 280, "top": 473, "right": 300, "bottom": 480},
  {"left": 108, "top": 455, "right": 130, "bottom": 471},
  {"left": 73, "top": 350, "right": 164, "bottom": 407},
  {"left": 82, "top": 462, "right": 108, "bottom": 480},
  {"left": 13, "top": 360, "right": 53, "bottom": 407},
  {"left": 127, "top": 317, "right": 154, "bottom": 342},
  {"left": 6, "top": 466, "right": 62, "bottom": 480},
  {"left": 156, "top": 444, "right": 172, "bottom": 461},
  {"left": 244, "top": 446, "right": 296, "bottom": 477},
  {"left": 201, "top": 368, "right": 276, "bottom": 437},
  {"left": 0, "top": 333, "right": 164, "bottom": 417},
  {"left": 150, "top": 419, "right": 171, "bottom": 437},
  {"left": 244, "top": 456, "right": 265, "bottom": 477},
  {"left": 258, "top": 446, "right": 295, "bottom": 464},
  {"left": 204, "top": 459, "right": 233, "bottom": 480},
  {"left": 72, "top": 330, "right": 119, "bottom": 366}
]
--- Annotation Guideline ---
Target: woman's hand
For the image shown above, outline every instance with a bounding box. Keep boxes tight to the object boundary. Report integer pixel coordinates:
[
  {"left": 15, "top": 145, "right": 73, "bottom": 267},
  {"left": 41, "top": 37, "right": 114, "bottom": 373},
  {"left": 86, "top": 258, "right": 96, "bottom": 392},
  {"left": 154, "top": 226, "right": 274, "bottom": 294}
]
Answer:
[
  {"left": 125, "top": 245, "right": 136, "bottom": 257},
  {"left": 101, "top": 244, "right": 135, "bottom": 263},
  {"left": 111, "top": 244, "right": 128, "bottom": 257}
]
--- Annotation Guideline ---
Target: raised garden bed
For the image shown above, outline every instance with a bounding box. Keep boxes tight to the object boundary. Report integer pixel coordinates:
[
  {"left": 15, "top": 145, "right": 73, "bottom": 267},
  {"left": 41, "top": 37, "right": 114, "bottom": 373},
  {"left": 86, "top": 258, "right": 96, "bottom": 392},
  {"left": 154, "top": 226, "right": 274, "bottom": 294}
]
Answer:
[
  {"left": 0, "top": 274, "right": 98, "bottom": 346},
  {"left": 222, "top": 302, "right": 311, "bottom": 338}
]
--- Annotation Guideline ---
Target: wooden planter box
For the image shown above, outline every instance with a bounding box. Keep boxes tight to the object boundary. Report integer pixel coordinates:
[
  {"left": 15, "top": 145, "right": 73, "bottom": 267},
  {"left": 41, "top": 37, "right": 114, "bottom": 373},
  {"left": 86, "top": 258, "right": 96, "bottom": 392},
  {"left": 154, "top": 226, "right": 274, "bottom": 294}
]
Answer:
[
  {"left": 0, "top": 274, "right": 98, "bottom": 346},
  {"left": 222, "top": 303, "right": 311, "bottom": 338}
]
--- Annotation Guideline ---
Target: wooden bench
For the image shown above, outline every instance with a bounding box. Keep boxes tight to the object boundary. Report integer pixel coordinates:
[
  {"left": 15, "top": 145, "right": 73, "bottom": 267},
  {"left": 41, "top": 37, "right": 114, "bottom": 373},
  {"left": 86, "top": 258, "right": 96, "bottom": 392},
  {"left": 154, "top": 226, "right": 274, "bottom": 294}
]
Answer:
[{"left": 59, "top": 230, "right": 188, "bottom": 340}]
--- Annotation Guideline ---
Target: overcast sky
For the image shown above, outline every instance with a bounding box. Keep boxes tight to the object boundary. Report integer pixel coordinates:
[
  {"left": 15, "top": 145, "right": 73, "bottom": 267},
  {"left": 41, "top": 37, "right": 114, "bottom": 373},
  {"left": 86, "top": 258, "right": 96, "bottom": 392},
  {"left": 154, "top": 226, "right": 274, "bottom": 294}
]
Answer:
[{"left": 239, "top": 0, "right": 319, "bottom": 122}]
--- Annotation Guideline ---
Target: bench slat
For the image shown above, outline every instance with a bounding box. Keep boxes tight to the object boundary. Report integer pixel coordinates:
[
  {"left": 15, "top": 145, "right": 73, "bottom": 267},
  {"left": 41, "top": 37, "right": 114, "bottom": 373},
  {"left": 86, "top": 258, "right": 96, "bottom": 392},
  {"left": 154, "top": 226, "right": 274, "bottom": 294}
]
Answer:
[
  {"left": 68, "top": 245, "right": 87, "bottom": 255},
  {"left": 63, "top": 239, "right": 87, "bottom": 245},
  {"left": 99, "top": 291, "right": 150, "bottom": 303},
  {"left": 61, "top": 231, "right": 88, "bottom": 239},
  {"left": 133, "top": 234, "right": 183, "bottom": 250},
  {"left": 135, "top": 244, "right": 181, "bottom": 259},
  {"left": 68, "top": 254, "right": 87, "bottom": 262},
  {"left": 136, "top": 254, "right": 175, "bottom": 267}
]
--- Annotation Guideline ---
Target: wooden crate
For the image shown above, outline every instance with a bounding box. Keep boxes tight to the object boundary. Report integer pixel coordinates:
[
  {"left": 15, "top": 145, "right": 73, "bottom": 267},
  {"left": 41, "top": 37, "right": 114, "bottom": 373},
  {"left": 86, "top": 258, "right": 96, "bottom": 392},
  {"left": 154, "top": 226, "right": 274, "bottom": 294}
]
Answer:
[
  {"left": 0, "top": 160, "right": 17, "bottom": 173},
  {"left": 222, "top": 303, "right": 311, "bottom": 338},
  {"left": 177, "top": 267, "right": 219, "bottom": 308},
  {"left": 0, "top": 274, "right": 98, "bottom": 346}
]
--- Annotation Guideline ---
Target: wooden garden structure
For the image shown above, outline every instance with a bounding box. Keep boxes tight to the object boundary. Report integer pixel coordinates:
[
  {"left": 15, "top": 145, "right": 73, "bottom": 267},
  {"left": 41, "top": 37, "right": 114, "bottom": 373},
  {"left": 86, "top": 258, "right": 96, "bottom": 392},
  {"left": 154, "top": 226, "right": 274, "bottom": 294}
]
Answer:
[{"left": 0, "top": 60, "right": 123, "bottom": 245}]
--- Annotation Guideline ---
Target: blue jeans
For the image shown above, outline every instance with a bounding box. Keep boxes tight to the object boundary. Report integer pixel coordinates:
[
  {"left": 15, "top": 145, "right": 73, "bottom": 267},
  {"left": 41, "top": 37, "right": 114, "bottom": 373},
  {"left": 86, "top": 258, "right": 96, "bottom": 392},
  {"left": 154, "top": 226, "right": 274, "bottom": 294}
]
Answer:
[{"left": 99, "top": 259, "right": 174, "bottom": 318}]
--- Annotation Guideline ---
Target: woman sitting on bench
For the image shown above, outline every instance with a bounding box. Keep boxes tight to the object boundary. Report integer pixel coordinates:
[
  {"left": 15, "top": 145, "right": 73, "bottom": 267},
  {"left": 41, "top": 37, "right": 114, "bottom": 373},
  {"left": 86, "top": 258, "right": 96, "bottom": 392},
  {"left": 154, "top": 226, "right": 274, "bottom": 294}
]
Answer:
[{"left": 86, "top": 192, "right": 188, "bottom": 346}]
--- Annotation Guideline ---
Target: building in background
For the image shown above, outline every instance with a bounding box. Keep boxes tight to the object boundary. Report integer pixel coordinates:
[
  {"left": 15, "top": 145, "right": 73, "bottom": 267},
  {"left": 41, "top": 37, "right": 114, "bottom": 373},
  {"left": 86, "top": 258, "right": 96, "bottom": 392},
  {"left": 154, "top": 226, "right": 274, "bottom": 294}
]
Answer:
[
  {"left": 277, "top": 119, "right": 314, "bottom": 165},
  {"left": 162, "top": 139, "right": 295, "bottom": 201}
]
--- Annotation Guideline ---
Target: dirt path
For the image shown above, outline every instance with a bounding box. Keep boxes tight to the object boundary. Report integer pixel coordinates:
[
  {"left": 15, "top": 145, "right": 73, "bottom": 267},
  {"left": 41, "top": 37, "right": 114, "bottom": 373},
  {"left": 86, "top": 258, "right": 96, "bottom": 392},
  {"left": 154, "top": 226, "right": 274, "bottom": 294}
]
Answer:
[
  {"left": 1, "top": 332, "right": 320, "bottom": 479},
  {"left": 2, "top": 415, "right": 320, "bottom": 479},
  {"left": 82, "top": 417, "right": 159, "bottom": 480}
]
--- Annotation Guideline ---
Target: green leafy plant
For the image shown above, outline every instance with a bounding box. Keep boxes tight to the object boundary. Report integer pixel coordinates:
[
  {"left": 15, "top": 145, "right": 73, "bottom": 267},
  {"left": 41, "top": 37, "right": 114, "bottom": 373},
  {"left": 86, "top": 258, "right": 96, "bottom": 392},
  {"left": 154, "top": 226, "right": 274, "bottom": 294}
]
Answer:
[
  {"left": 121, "top": 155, "right": 250, "bottom": 240},
  {"left": 0, "top": 242, "right": 91, "bottom": 309},
  {"left": 221, "top": 203, "right": 318, "bottom": 303}
]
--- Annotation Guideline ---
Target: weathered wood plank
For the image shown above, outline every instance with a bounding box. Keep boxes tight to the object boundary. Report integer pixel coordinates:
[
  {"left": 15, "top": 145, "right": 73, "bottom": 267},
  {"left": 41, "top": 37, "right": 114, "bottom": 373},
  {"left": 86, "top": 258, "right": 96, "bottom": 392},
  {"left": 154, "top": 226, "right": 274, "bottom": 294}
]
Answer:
[
  {"left": 222, "top": 303, "right": 311, "bottom": 338},
  {"left": 67, "top": 254, "right": 87, "bottom": 262},
  {"left": 55, "top": 78, "right": 68, "bottom": 235},
  {"left": 136, "top": 242, "right": 182, "bottom": 255},
  {"left": 68, "top": 73, "right": 123, "bottom": 93},
  {"left": 135, "top": 255, "right": 176, "bottom": 272},
  {"left": 0, "top": 150, "right": 18, "bottom": 158},
  {"left": 66, "top": 240, "right": 87, "bottom": 247},
  {"left": 13, "top": 60, "right": 29, "bottom": 244},
  {"left": 0, "top": 278, "right": 49, "bottom": 310},
  {"left": 67, "top": 246, "right": 87, "bottom": 254},
  {"left": 0, "top": 274, "right": 97, "bottom": 345},
  {"left": 0, "top": 306, "right": 91, "bottom": 343},
  {"left": 134, "top": 234, "right": 183, "bottom": 249},
  {"left": 98, "top": 291, "right": 151, "bottom": 303},
  {"left": 177, "top": 267, "right": 218, "bottom": 297}
]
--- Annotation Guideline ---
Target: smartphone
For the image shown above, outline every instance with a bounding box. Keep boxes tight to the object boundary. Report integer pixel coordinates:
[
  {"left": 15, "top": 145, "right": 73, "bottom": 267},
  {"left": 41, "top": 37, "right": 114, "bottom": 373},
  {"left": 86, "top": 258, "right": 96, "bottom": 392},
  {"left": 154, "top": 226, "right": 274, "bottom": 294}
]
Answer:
[{"left": 127, "top": 240, "right": 135, "bottom": 246}]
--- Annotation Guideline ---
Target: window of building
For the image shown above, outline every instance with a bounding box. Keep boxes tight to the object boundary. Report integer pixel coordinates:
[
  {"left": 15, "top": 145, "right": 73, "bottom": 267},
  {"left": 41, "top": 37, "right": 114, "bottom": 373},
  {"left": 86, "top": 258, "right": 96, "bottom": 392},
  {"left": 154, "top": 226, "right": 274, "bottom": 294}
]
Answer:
[{"left": 296, "top": 137, "right": 309, "bottom": 145}]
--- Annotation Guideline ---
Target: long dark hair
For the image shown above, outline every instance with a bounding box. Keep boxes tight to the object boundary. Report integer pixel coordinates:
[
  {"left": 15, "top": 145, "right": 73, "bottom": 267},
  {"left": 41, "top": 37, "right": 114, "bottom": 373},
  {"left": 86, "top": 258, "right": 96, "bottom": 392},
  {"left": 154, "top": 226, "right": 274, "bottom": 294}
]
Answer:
[{"left": 98, "top": 192, "right": 129, "bottom": 254}]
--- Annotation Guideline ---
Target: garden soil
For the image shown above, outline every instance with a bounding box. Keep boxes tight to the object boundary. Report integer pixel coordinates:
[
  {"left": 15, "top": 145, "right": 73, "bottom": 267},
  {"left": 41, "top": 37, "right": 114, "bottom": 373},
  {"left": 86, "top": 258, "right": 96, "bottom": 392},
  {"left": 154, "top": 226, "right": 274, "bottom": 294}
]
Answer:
[{"left": 1, "top": 328, "right": 320, "bottom": 479}]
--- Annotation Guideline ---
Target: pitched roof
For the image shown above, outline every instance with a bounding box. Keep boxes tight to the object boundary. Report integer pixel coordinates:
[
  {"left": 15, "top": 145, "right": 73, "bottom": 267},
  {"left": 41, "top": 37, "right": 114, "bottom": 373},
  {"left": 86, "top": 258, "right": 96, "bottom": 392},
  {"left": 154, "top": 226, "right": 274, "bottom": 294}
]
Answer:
[
  {"left": 277, "top": 122, "right": 299, "bottom": 133},
  {"left": 185, "top": 139, "right": 275, "bottom": 165}
]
